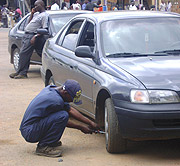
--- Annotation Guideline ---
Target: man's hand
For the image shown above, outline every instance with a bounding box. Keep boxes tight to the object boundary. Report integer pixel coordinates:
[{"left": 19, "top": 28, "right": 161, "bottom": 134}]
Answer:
[
  {"left": 80, "top": 125, "right": 93, "bottom": 134},
  {"left": 31, "top": 8, "right": 36, "bottom": 14},
  {"left": 89, "top": 121, "right": 100, "bottom": 131},
  {"left": 68, "top": 107, "right": 101, "bottom": 130},
  {"left": 30, "top": 34, "right": 39, "bottom": 45},
  {"left": 30, "top": 35, "right": 36, "bottom": 45},
  {"left": 28, "top": 8, "right": 36, "bottom": 23}
]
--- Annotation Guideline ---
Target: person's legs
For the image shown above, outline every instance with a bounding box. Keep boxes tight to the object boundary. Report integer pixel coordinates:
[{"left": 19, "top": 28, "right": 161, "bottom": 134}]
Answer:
[
  {"left": 28, "top": 111, "right": 69, "bottom": 157},
  {"left": 9, "top": 34, "right": 34, "bottom": 78},
  {"left": 17, "top": 34, "right": 35, "bottom": 76},
  {"left": 38, "top": 110, "right": 69, "bottom": 147}
]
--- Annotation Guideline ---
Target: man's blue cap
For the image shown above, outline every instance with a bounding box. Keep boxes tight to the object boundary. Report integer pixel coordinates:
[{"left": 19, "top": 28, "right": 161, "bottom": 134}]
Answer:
[{"left": 63, "top": 79, "right": 82, "bottom": 105}]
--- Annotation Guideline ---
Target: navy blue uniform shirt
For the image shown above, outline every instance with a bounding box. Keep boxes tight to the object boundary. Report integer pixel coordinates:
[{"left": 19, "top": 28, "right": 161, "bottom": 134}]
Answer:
[{"left": 20, "top": 85, "right": 70, "bottom": 131}]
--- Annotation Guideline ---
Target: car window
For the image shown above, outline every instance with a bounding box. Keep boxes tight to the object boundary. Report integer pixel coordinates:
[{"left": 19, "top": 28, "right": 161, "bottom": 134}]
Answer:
[
  {"left": 78, "top": 21, "right": 95, "bottom": 51},
  {"left": 50, "top": 14, "right": 80, "bottom": 35},
  {"left": 18, "top": 16, "right": 30, "bottom": 31},
  {"left": 101, "top": 17, "right": 180, "bottom": 56},
  {"left": 61, "top": 20, "right": 84, "bottom": 51}
]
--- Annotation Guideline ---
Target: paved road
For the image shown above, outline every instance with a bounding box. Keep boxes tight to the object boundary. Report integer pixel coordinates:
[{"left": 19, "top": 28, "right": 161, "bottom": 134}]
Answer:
[{"left": 1, "top": 28, "right": 180, "bottom": 166}]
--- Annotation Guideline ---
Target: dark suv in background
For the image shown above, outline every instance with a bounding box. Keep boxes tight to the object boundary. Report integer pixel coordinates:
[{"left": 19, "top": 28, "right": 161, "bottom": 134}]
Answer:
[{"left": 8, "top": 10, "right": 92, "bottom": 71}]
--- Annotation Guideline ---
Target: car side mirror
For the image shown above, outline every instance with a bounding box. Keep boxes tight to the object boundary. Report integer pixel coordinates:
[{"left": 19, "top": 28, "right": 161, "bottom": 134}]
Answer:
[
  {"left": 75, "top": 46, "right": 95, "bottom": 59},
  {"left": 37, "top": 28, "right": 49, "bottom": 35}
]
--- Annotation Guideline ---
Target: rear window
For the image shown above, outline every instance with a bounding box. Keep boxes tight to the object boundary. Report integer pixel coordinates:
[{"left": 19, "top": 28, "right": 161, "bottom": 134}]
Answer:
[
  {"left": 50, "top": 14, "right": 77, "bottom": 34},
  {"left": 18, "top": 16, "right": 30, "bottom": 31}
]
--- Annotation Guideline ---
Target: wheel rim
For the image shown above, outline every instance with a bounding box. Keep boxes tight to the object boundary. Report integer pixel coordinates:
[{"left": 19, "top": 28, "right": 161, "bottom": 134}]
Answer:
[
  {"left": 13, "top": 51, "right": 19, "bottom": 71},
  {"left": 105, "top": 105, "right": 109, "bottom": 145}
]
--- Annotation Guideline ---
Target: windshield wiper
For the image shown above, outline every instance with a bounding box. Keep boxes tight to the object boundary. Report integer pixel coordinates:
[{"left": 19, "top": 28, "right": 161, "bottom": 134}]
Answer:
[
  {"left": 106, "top": 53, "right": 145, "bottom": 58},
  {"left": 106, "top": 52, "right": 168, "bottom": 58},
  {"left": 155, "top": 49, "right": 180, "bottom": 54}
]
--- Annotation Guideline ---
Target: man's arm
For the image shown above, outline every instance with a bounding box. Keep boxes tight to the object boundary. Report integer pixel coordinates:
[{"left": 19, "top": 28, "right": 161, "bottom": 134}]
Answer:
[
  {"left": 66, "top": 120, "right": 93, "bottom": 134},
  {"left": 68, "top": 107, "right": 99, "bottom": 130},
  {"left": 28, "top": 8, "right": 36, "bottom": 23}
]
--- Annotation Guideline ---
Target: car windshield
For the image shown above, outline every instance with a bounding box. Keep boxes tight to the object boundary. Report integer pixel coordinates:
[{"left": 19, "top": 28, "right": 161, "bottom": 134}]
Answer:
[
  {"left": 51, "top": 14, "right": 77, "bottom": 34},
  {"left": 101, "top": 17, "right": 180, "bottom": 57}
]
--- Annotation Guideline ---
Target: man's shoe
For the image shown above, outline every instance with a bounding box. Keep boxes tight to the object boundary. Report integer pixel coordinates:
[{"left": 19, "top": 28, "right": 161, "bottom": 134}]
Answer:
[
  {"left": 9, "top": 72, "right": 18, "bottom": 78},
  {"left": 49, "top": 141, "right": 62, "bottom": 150},
  {"left": 14, "top": 74, "right": 28, "bottom": 79},
  {"left": 36, "top": 145, "right": 62, "bottom": 158},
  {"left": 49, "top": 141, "right": 62, "bottom": 147}
]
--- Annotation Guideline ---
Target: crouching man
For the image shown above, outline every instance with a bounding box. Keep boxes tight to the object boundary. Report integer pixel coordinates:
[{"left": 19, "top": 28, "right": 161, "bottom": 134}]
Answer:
[{"left": 20, "top": 79, "right": 99, "bottom": 157}]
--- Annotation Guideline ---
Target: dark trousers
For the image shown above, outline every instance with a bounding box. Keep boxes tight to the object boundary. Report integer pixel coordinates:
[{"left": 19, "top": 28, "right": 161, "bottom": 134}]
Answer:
[
  {"left": 17, "top": 34, "right": 34, "bottom": 76},
  {"left": 21, "top": 111, "right": 69, "bottom": 147}
]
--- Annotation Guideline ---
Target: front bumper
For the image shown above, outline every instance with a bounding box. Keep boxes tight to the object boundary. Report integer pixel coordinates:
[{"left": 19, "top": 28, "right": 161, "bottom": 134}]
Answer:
[{"left": 113, "top": 98, "right": 180, "bottom": 140}]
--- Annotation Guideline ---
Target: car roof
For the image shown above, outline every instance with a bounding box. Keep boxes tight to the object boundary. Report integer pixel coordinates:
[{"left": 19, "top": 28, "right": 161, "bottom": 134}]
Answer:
[
  {"left": 74, "top": 11, "right": 180, "bottom": 23},
  {"left": 46, "top": 10, "right": 93, "bottom": 15}
]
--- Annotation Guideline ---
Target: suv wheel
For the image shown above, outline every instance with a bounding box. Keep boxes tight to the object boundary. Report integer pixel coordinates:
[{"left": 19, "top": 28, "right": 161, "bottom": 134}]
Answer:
[
  {"left": 105, "top": 98, "right": 127, "bottom": 153},
  {"left": 13, "top": 48, "right": 20, "bottom": 72}
]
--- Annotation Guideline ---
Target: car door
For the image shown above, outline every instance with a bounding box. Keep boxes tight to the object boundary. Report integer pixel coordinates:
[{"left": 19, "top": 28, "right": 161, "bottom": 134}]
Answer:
[
  {"left": 51, "top": 19, "right": 85, "bottom": 87},
  {"left": 15, "top": 15, "right": 29, "bottom": 48},
  {"left": 72, "top": 20, "right": 97, "bottom": 117},
  {"left": 53, "top": 18, "right": 96, "bottom": 116}
]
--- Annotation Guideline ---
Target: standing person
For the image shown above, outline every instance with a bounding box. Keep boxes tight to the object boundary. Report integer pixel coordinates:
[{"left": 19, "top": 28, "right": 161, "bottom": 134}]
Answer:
[
  {"left": 82, "top": 0, "right": 88, "bottom": 10},
  {"left": 160, "top": 0, "right": 166, "bottom": 11},
  {"left": 95, "top": 0, "right": 103, "bottom": 12},
  {"left": 72, "top": 0, "right": 81, "bottom": 10},
  {"left": 167, "top": 1, "right": 172, "bottom": 12},
  {"left": 51, "top": 0, "right": 60, "bottom": 10},
  {"left": 64, "top": 0, "right": 71, "bottom": 9},
  {"left": 1, "top": 5, "right": 9, "bottom": 28},
  {"left": 129, "top": 1, "right": 137, "bottom": 10},
  {"left": 14, "top": 7, "right": 22, "bottom": 22},
  {"left": 85, "top": 0, "right": 101, "bottom": 11},
  {"left": 112, "top": 4, "right": 119, "bottom": 11},
  {"left": 61, "top": 2, "right": 68, "bottom": 10},
  {"left": 19, "top": 79, "right": 99, "bottom": 157},
  {"left": 9, "top": 0, "right": 49, "bottom": 79}
]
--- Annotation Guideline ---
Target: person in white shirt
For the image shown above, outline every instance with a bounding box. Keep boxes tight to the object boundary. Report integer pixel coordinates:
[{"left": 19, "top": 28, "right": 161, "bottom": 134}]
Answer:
[
  {"left": 167, "top": 1, "right": 172, "bottom": 12},
  {"left": 61, "top": 2, "right": 68, "bottom": 10},
  {"left": 72, "top": 0, "right": 81, "bottom": 10},
  {"left": 129, "top": 1, "right": 137, "bottom": 10},
  {"left": 160, "top": 0, "right": 166, "bottom": 11},
  {"left": 51, "top": 0, "right": 60, "bottom": 10}
]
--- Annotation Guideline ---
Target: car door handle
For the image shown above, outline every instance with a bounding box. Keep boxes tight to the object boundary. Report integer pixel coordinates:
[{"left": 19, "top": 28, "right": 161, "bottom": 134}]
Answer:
[
  {"left": 70, "top": 65, "right": 78, "bottom": 69},
  {"left": 54, "top": 59, "right": 63, "bottom": 66},
  {"left": 58, "top": 61, "right": 63, "bottom": 66}
]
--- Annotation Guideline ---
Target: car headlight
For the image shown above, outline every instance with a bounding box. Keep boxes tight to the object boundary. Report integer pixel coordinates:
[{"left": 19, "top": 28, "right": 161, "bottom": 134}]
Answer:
[
  {"left": 130, "top": 90, "right": 149, "bottom": 103},
  {"left": 130, "top": 90, "right": 180, "bottom": 104}
]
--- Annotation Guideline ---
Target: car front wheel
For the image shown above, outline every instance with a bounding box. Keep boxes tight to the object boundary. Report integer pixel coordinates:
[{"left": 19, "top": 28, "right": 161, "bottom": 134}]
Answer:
[
  {"left": 105, "top": 98, "right": 127, "bottom": 153},
  {"left": 13, "top": 48, "right": 20, "bottom": 72}
]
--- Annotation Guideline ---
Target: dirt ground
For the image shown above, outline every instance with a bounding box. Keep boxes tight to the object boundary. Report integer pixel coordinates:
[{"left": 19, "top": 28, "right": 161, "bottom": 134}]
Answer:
[{"left": 1, "top": 28, "right": 180, "bottom": 166}]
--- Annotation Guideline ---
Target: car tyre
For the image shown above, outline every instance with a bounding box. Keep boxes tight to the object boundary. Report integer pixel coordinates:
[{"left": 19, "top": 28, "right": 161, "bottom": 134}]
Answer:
[
  {"left": 105, "top": 98, "right": 127, "bottom": 153},
  {"left": 48, "top": 75, "right": 55, "bottom": 85},
  {"left": 13, "top": 48, "right": 20, "bottom": 72}
]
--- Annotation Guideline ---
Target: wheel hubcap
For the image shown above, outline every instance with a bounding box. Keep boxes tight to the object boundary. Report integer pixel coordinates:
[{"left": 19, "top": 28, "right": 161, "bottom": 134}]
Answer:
[{"left": 13, "top": 51, "right": 19, "bottom": 70}]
